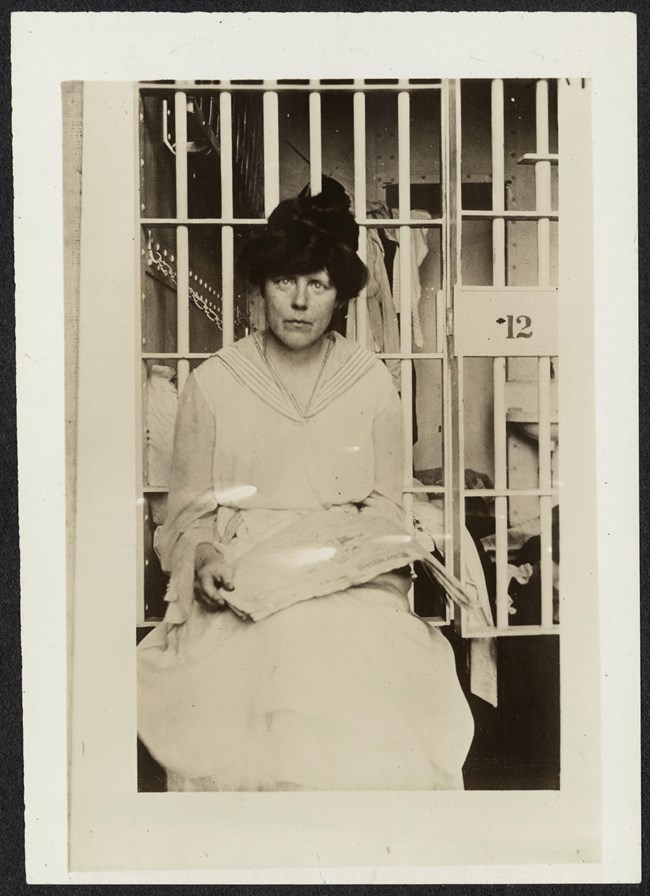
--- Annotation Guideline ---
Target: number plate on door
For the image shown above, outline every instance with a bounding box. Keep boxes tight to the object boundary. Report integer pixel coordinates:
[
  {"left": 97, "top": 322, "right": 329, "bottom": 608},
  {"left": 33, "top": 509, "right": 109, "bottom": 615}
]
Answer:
[{"left": 454, "top": 287, "right": 558, "bottom": 357}]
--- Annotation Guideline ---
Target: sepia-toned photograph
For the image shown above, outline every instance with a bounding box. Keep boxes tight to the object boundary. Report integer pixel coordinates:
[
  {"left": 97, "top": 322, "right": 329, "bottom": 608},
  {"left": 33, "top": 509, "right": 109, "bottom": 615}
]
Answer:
[
  {"left": 129, "top": 77, "right": 565, "bottom": 793},
  {"left": 14, "top": 10, "right": 639, "bottom": 883}
]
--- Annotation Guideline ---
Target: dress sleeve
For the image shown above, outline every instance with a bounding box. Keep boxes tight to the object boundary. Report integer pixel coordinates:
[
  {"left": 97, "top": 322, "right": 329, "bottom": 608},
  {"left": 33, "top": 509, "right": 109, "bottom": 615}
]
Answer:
[
  {"left": 155, "top": 372, "right": 220, "bottom": 623},
  {"left": 358, "top": 370, "right": 407, "bottom": 528}
]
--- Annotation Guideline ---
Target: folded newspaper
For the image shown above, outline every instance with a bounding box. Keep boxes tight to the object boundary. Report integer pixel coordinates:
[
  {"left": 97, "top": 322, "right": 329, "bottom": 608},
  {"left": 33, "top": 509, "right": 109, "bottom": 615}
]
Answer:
[{"left": 218, "top": 511, "right": 476, "bottom": 622}]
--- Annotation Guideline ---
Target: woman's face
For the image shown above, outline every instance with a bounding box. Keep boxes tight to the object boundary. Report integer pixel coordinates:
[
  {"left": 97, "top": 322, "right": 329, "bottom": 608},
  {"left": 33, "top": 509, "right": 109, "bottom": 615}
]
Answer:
[{"left": 263, "top": 270, "right": 338, "bottom": 352}]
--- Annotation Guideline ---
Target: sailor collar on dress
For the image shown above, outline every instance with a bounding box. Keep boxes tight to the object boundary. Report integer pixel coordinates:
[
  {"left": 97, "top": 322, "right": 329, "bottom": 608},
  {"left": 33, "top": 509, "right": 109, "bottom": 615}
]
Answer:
[{"left": 214, "top": 331, "right": 378, "bottom": 423}]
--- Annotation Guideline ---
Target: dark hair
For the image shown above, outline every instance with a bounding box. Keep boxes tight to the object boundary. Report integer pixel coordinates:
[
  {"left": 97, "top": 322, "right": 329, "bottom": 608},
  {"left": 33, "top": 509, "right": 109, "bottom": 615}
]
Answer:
[{"left": 238, "top": 178, "right": 368, "bottom": 304}]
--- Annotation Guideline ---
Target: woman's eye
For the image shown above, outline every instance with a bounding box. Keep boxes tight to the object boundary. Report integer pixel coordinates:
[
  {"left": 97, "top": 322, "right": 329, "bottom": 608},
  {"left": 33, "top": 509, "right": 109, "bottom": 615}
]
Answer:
[{"left": 310, "top": 280, "right": 326, "bottom": 291}]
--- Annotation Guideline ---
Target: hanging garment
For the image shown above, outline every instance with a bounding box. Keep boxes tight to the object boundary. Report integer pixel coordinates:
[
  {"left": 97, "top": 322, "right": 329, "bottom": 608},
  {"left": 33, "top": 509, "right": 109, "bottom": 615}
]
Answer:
[
  {"left": 346, "top": 227, "right": 401, "bottom": 392},
  {"left": 385, "top": 209, "right": 433, "bottom": 349},
  {"left": 146, "top": 364, "right": 178, "bottom": 526},
  {"left": 138, "top": 332, "right": 474, "bottom": 791},
  {"left": 411, "top": 491, "right": 497, "bottom": 707},
  {"left": 146, "top": 364, "right": 178, "bottom": 487}
]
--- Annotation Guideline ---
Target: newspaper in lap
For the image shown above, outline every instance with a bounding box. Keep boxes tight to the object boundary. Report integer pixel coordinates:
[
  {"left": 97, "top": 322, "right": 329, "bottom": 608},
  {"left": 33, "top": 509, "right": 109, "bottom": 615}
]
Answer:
[{"left": 219, "top": 511, "right": 476, "bottom": 622}]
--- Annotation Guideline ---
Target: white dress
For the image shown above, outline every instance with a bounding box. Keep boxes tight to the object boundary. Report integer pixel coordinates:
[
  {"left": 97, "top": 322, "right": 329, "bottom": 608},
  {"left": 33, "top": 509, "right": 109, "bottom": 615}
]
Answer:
[{"left": 137, "top": 332, "right": 474, "bottom": 791}]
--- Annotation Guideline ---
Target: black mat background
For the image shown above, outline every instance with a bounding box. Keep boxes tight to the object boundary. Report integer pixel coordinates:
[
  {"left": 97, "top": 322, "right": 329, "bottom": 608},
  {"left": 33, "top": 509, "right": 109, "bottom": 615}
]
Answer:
[{"left": 1, "top": 1, "right": 646, "bottom": 891}]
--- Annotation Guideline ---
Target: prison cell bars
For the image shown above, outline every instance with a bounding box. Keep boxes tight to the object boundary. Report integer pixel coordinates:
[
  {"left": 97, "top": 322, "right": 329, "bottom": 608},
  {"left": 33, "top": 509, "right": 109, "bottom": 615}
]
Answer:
[
  {"left": 137, "top": 80, "right": 455, "bottom": 626},
  {"left": 459, "top": 78, "right": 559, "bottom": 636}
]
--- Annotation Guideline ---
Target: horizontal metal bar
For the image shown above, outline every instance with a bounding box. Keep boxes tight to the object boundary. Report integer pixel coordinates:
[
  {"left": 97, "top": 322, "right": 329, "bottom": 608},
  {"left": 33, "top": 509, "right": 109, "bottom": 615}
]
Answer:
[
  {"left": 141, "top": 217, "right": 445, "bottom": 228},
  {"left": 462, "top": 625, "right": 560, "bottom": 639},
  {"left": 143, "top": 486, "right": 169, "bottom": 493},
  {"left": 363, "top": 218, "right": 444, "bottom": 227},
  {"left": 376, "top": 352, "right": 445, "bottom": 360},
  {"left": 420, "top": 618, "right": 451, "bottom": 629},
  {"left": 141, "top": 352, "right": 212, "bottom": 360},
  {"left": 141, "top": 218, "right": 268, "bottom": 226},
  {"left": 142, "top": 351, "right": 447, "bottom": 363},
  {"left": 462, "top": 209, "right": 559, "bottom": 220},
  {"left": 518, "top": 152, "right": 559, "bottom": 165},
  {"left": 138, "top": 81, "right": 442, "bottom": 93},
  {"left": 405, "top": 486, "right": 446, "bottom": 494},
  {"left": 458, "top": 285, "right": 558, "bottom": 295},
  {"left": 464, "top": 488, "right": 558, "bottom": 497}
]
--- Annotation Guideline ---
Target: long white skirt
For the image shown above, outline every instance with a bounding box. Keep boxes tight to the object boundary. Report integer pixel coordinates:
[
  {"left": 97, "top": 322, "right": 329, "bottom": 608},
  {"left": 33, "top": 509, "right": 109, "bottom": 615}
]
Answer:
[{"left": 137, "top": 573, "right": 474, "bottom": 791}]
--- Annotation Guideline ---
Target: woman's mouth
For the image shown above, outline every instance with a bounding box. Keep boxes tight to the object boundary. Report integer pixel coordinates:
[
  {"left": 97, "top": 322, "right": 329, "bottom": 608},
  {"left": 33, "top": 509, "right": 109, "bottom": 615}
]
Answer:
[{"left": 284, "top": 320, "right": 311, "bottom": 329}]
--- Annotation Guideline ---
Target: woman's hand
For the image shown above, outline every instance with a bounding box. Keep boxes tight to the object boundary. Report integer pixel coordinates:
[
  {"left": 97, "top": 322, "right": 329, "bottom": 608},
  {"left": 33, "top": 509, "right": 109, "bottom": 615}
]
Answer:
[{"left": 194, "top": 542, "right": 235, "bottom": 612}]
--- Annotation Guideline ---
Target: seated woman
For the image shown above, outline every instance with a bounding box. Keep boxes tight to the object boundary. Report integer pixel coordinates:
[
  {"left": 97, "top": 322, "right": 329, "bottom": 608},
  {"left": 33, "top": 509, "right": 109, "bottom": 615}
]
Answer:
[{"left": 137, "top": 182, "right": 474, "bottom": 791}]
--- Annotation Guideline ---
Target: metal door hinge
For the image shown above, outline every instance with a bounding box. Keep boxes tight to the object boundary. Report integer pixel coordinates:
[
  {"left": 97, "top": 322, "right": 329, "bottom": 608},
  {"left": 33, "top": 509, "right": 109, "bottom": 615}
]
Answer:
[{"left": 446, "top": 305, "right": 454, "bottom": 337}]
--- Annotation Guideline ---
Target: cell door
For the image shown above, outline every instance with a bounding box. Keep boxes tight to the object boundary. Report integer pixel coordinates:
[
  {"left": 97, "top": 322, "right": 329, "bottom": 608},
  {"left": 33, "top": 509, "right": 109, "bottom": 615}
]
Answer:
[
  {"left": 136, "top": 79, "right": 457, "bottom": 627},
  {"left": 450, "top": 78, "right": 563, "bottom": 638},
  {"left": 135, "top": 78, "right": 572, "bottom": 645}
]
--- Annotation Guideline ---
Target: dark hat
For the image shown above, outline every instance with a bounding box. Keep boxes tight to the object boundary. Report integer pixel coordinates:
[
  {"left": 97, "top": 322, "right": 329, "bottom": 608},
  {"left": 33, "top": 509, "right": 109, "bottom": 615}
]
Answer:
[{"left": 267, "top": 176, "right": 359, "bottom": 252}]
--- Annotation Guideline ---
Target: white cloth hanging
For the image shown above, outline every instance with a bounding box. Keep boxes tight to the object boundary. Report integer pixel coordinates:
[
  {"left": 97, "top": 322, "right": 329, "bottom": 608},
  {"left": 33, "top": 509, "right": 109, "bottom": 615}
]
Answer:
[
  {"left": 412, "top": 490, "right": 498, "bottom": 707},
  {"left": 347, "top": 228, "right": 401, "bottom": 391},
  {"left": 385, "top": 209, "right": 432, "bottom": 349},
  {"left": 146, "top": 364, "right": 178, "bottom": 487}
]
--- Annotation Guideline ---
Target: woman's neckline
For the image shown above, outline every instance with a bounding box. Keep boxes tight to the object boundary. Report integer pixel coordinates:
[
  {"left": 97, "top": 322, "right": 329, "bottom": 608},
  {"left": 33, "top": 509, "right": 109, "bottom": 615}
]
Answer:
[{"left": 253, "top": 330, "right": 335, "bottom": 418}]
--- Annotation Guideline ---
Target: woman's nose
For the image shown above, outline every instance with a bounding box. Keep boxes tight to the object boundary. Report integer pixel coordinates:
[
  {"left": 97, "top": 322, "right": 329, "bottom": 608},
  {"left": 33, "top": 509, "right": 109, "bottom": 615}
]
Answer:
[{"left": 291, "top": 278, "right": 309, "bottom": 308}]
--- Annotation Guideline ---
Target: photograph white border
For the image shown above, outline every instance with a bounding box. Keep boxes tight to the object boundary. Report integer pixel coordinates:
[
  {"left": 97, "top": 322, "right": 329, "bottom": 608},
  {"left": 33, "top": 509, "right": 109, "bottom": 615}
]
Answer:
[{"left": 12, "top": 10, "right": 640, "bottom": 884}]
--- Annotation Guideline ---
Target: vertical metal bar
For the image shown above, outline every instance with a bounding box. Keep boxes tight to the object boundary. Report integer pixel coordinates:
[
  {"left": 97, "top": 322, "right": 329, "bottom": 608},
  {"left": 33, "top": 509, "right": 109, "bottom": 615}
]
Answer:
[
  {"left": 353, "top": 88, "right": 367, "bottom": 213},
  {"left": 220, "top": 88, "right": 234, "bottom": 220},
  {"left": 538, "top": 355, "right": 553, "bottom": 625},
  {"left": 220, "top": 90, "right": 234, "bottom": 344},
  {"left": 397, "top": 90, "right": 414, "bottom": 605},
  {"left": 309, "top": 87, "right": 322, "bottom": 195},
  {"left": 174, "top": 91, "right": 190, "bottom": 389},
  {"left": 537, "top": 83, "right": 552, "bottom": 625},
  {"left": 491, "top": 79, "right": 506, "bottom": 287},
  {"left": 491, "top": 79, "right": 508, "bottom": 629},
  {"left": 400, "top": 354, "right": 414, "bottom": 487},
  {"left": 539, "top": 496, "right": 554, "bottom": 626},
  {"left": 176, "top": 228, "right": 190, "bottom": 391},
  {"left": 494, "top": 357, "right": 509, "bottom": 628},
  {"left": 538, "top": 357, "right": 552, "bottom": 488},
  {"left": 263, "top": 85, "right": 280, "bottom": 216},
  {"left": 446, "top": 80, "right": 464, "bottom": 598},
  {"left": 397, "top": 88, "right": 413, "bottom": 504},
  {"left": 176, "top": 231, "right": 189, "bottom": 357},
  {"left": 398, "top": 89, "right": 411, "bottom": 221},
  {"left": 436, "top": 290, "right": 445, "bottom": 354},
  {"left": 399, "top": 227, "right": 412, "bottom": 355},
  {"left": 222, "top": 227, "right": 234, "bottom": 346},
  {"left": 398, "top": 89, "right": 412, "bottom": 354},
  {"left": 494, "top": 363, "right": 508, "bottom": 488},
  {"left": 536, "top": 79, "right": 551, "bottom": 287},
  {"left": 141, "top": 362, "right": 149, "bottom": 487},
  {"left": 440, "top": 82, "right": 453, "bottom": 572},
  {"left": 135, "top": 84, "right": 147, "bottom": 624},
  {"left": 174, "top": 91, "right": 188, "bottom": 219},
  {"left": 353, "top": 87, "right": 368, "bottom": 346}
]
